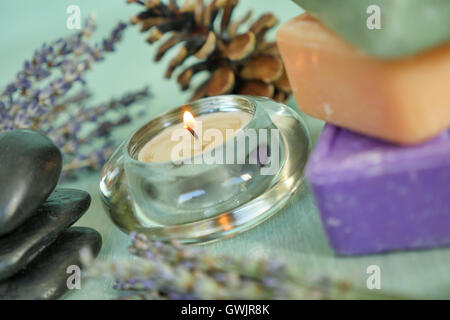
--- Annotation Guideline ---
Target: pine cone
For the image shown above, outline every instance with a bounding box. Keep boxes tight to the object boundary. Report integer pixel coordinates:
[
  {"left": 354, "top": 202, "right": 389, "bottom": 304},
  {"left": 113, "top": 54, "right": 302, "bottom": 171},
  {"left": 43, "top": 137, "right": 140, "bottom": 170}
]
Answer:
[{"left": 128, "top": 0, "right": 292, "bottom": 102}]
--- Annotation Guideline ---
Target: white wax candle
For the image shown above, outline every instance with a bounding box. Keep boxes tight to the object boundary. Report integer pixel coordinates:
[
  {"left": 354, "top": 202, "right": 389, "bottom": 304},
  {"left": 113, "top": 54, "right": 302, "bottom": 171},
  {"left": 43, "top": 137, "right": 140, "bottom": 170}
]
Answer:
[{"left": 138, "top": 111, "right": 252, "bottom": 163}]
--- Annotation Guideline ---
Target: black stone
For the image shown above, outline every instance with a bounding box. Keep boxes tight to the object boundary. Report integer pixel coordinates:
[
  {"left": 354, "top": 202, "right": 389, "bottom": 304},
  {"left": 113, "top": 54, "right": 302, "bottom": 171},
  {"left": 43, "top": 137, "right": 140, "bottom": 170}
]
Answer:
[
  {"left": 0, "top": 129, "right": 62, "bottom": 236},
  {"left": 0, "top": 227, "right": 102, "bottom": 300},
  {"left": 0, "top": 188, "right": 91, "bottom": 281}
]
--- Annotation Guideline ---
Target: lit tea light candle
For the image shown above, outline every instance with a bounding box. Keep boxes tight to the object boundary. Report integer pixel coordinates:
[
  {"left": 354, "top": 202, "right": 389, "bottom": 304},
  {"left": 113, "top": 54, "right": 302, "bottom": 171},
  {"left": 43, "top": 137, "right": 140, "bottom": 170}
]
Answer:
[
  {"left": 138, "top": 110, "right": 252, "bottom": 163},
  {"left": 183, "top": 111, "right": 199, "bottom": 139}
]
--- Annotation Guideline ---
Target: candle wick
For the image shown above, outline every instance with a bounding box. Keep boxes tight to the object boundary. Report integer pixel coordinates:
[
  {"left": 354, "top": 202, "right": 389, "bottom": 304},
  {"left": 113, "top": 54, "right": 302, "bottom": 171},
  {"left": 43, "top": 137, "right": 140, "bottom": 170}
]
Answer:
[{"left": 185, "top": 126, "right": 199, "bottom": 139}]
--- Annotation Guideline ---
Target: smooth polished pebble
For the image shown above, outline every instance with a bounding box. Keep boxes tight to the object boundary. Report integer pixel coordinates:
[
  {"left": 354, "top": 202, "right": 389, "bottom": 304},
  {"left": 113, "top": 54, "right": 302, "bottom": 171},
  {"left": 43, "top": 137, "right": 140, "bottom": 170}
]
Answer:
[{"left": 0, "top": 129, "right": 62, "bottom": 236}]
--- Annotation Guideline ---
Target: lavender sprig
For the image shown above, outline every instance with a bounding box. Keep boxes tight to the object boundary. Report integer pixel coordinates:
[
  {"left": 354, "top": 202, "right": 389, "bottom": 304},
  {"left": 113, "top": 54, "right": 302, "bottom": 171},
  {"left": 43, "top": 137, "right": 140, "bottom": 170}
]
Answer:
[
  {"left": 0, "top": 15, "right": 150, "bottom": 179},
  {"left": 82, "top": 233, "right": 405, "bottom": 300}
]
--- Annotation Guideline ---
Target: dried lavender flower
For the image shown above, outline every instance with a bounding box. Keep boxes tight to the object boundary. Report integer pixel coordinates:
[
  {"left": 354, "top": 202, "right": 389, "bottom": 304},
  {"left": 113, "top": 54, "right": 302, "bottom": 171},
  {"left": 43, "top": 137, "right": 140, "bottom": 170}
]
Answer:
[
  {"left": 0, "top": 15, "right": 150, "bottom": 179},
  {"left": 82, "top": 233, "right": 405, "bottom": 300}
]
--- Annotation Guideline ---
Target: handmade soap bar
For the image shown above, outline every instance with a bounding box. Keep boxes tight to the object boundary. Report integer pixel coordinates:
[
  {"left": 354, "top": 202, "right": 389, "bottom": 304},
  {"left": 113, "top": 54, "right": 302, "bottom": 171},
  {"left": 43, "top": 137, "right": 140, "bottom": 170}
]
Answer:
[
  {"left": 277, "top": 14, "right": 450, "bottom": 144},
  {"left": 292, "top": 0, "right": 450, "bottom": 58},
  {"left": 306, "top": 124, "right": 450, "bottom": 255}
]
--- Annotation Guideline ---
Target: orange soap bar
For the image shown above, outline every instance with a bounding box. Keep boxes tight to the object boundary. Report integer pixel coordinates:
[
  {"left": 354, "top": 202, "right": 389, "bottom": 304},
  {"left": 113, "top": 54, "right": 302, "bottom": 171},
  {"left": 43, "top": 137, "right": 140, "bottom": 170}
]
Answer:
[{"left": 276, "top": 14, "right": 450, "bottom": 144}]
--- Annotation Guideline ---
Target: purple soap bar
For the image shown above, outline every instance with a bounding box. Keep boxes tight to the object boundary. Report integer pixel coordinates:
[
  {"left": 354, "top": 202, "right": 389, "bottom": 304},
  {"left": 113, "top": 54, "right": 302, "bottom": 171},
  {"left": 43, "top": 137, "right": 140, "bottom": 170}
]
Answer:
[{"left": 306, "top": 124, "right": 450, "bottom": 255}]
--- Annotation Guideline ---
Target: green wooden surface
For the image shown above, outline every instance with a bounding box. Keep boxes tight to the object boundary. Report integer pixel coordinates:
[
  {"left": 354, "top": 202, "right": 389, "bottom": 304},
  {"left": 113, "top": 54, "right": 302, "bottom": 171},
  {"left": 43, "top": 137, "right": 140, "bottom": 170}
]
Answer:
[{"left": 1, "top": 0, "right": 450, "bottom": 300}]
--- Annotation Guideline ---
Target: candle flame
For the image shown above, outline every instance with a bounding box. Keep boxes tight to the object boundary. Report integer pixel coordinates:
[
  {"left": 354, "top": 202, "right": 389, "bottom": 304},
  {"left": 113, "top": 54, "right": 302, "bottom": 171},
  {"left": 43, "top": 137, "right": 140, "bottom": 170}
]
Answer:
[{"left": 183, "top": 111, "right": 196, "bottom": 130}]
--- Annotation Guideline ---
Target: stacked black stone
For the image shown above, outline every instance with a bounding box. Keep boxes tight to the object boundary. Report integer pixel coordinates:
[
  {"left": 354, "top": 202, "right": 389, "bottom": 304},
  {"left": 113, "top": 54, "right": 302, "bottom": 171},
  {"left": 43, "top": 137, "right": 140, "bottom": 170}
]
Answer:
[{"left": 0, "top": 129, "right": 102, "bottom": 300}]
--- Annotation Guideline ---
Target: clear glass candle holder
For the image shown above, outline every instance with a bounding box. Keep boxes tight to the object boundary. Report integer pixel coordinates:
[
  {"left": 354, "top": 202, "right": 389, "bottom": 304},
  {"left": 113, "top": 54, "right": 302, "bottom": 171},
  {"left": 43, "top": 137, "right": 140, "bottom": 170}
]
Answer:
[{"left": 99, "top": 95, "right": 311, "bottom": 244}]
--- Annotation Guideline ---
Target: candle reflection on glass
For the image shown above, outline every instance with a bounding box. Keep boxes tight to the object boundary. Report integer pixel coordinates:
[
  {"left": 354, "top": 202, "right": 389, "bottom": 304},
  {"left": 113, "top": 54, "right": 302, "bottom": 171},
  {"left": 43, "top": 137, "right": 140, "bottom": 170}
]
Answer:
[{"left": 137, "top": 110, "right": 252, "bottom": 163}]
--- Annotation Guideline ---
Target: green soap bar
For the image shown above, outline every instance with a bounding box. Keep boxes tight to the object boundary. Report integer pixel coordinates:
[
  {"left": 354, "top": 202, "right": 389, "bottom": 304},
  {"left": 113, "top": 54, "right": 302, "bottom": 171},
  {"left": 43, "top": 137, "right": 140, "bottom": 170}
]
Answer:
[{"left": 291, "top": 0, "right": 450, "bottom": 59}]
